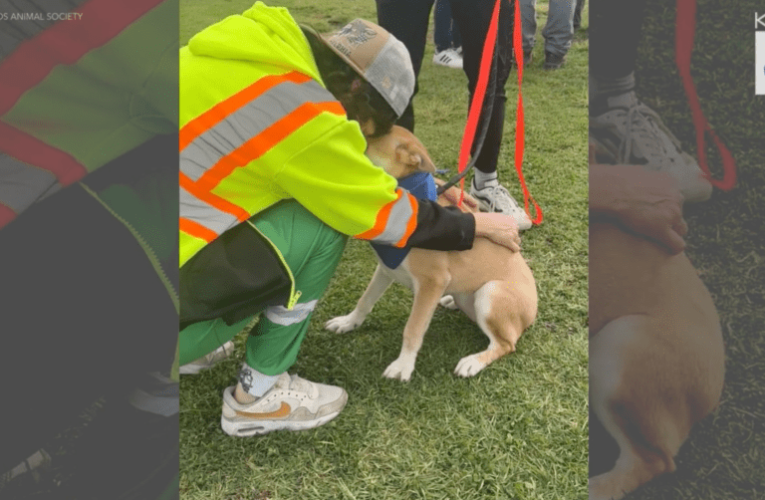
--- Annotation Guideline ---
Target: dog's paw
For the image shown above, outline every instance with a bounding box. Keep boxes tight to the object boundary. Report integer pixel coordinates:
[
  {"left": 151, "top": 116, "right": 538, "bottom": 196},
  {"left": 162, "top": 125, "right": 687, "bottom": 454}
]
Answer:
[
  {"left": 324, "top": 312, "right": 363, "bottom": 333},
  {"left": 439, "top": 295, "right": 459, "bottom": 310},
  {"left": 383, "top": 357, "right": 415, "bottom": 382},
  {"left": 454, "top": 354, "right": 487, "bottom": 377},
  {"left": 588, "top": 473, "right": 627, "bottom": 500}
]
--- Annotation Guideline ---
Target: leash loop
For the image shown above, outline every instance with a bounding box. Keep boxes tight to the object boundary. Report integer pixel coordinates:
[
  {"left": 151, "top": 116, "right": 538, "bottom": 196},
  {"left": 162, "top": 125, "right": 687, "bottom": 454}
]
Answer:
[{"left": 675, "top": 0, "right": 736, "bottom": 191}]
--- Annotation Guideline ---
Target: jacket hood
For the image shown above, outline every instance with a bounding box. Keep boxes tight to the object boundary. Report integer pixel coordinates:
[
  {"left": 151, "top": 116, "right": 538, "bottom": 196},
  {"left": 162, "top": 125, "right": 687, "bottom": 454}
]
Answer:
[{"left": 186, "top": 2, "right": 321, "bottom": 82}]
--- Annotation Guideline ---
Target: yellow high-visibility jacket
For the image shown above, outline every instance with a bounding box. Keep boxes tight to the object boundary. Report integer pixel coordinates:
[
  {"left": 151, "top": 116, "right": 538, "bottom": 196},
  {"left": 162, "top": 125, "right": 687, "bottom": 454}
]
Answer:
[
  {"left": 178, "top": 2, "right": 429, "bottom": 266},
  {"left": 179, "top": 2, "right": 473, "bottom": 326}
]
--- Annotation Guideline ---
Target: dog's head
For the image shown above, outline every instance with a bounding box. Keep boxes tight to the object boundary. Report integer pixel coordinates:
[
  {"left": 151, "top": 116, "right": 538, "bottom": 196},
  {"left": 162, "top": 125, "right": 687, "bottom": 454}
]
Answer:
[
  {"left": 365, "top": 125, "right": 437, "bottom": 180},
  {"left": 366, "top": 125, "right": 479, "bottom": 214}
]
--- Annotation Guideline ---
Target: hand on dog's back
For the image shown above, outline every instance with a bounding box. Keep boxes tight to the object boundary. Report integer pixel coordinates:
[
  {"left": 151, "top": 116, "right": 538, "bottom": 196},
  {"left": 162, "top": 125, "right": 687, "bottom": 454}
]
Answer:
[{"left": 473, "top": 212, "right": 521, "bottom": 253}]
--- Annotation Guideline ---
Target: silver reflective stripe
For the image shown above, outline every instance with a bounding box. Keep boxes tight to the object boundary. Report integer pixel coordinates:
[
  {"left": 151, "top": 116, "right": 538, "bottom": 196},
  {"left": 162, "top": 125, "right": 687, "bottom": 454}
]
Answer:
[
  {"left": 180, "top": 185, "right": 239, "bottom": 235},
  {"left": 368, "top": 192, "right": 414, "bottom": 246},
  {"left": 0, "top": 153, "right": 60, "bottom": 214},
  {"left": 265, "top": 299, "right": 319, "bottom": 326},
  {"left": 180, "top": 79, "right": 334, "bottom": 180}
]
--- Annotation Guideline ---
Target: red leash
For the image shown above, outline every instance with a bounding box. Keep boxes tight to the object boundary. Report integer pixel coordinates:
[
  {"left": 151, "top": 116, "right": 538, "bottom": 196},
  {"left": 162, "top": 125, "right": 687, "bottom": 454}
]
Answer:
[
  {"left": 456, "top": 0, "right": 542, "bottom": 224},
  {"left": 675, "top": 0, "right": 736, "bottom": 191}
]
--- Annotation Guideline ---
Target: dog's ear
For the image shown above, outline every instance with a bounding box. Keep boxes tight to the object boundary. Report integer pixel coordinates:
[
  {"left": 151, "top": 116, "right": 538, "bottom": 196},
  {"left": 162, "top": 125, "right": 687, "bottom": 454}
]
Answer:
[
  {"left": 414, "top": 151, "right": 437, "bottom": 174},
  {"left": 400, "top": 143, "right": 436, "bottom": 174}
]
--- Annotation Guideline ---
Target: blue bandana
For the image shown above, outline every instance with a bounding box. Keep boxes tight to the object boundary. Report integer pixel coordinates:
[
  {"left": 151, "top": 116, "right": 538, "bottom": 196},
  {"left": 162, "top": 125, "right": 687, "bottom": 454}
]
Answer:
[{"left": 370, "top": 172, "right": 437, "bottom": 269}]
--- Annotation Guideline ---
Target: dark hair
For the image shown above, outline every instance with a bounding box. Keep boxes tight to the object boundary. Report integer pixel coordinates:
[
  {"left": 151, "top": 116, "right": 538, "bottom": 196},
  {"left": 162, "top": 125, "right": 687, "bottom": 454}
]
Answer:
[{"left": 301, "top": 26, "right": 398, "bottom": 138}]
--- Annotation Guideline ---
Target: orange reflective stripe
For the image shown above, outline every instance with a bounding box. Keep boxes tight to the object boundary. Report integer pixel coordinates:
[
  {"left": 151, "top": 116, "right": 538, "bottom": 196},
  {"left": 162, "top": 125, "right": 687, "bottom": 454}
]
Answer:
[
  {"left": 195, "top": 101, "right": 346, "bottom": 193},
  {"left": 393, "top": 193, "right": 419, "bottom": 248},
  {"left": 180, "top": 172, "right": 249, "bottom": 221},
  {"left": 179, "top": 71, "right": 311, "bottom": 151},
  {"left": 357, "top": 189, "right": 404, "bottom": 241},
  {"left": 179, "top": 217, "right": 218, "bottom": 243}
]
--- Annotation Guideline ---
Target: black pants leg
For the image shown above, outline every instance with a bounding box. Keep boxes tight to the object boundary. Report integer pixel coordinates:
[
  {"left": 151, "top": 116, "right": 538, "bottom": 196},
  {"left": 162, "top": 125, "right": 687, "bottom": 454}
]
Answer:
[
  {"left": 449, "top": 0, "right": 513, "bottom": 174},
  {"left": 589, "top": 0, "right": 648, "bottom": 79},
  {"left": 376, "top": 0, "right": 514, "bottom": 174},
  {"left": 375, "top": 0, "right": 435, "bottom": 133}
]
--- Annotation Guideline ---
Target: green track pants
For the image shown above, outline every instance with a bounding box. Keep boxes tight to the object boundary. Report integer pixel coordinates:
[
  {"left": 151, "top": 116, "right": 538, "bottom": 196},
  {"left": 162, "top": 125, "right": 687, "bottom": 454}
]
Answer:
[{"left": 179, "top": 200, "right": 347, "bottom": 375}]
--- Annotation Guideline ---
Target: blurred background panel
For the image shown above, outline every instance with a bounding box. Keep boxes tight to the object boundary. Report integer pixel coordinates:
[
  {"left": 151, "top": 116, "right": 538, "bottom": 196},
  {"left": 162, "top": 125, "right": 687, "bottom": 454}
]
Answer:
[
  {"left": 0, "top": 0, "right": 179, "bottom": 498},
  {"left": 589, "top": 0, "right": 765, "bottom": 498}
]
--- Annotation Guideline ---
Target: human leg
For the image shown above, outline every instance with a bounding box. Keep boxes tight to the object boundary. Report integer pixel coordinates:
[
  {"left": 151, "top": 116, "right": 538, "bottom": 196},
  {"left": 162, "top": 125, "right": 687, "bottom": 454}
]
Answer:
[
  {"left": 520, "top": 0, "right": 537, "bottom": 54},
  {"left": 219, "top": 201, "right": 349, "bottom": 436},
  {"left": 434, "top": 0, "right": 452, "bottom": 52},
  {"left": 541, "top": 0, "right": 575, "bottom": 69},
  {"left": 588, "top": 0, "right": 712, "bottom": 202},
  {"left": 573, "top": 0, "right": 585, "bottom": 31},
  {"left": 376, "top": 0, "right": 435, "bottom": 132},
  {"left": 433, "top": 0, "right": 463, "bottom": 68},
  {"left": 449, "top": 0, "right": 532, "bottom": 227},
  {"left": 450, "top": 4, "right": 462, "bottom": 49}
]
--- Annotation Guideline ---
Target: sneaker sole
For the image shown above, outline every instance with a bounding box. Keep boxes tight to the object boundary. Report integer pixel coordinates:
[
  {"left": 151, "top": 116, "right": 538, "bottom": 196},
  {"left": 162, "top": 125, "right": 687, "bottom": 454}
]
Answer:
[
  {"left": 179, "top": 364, "right": 207, "bottom": 375},
  {"left": 221, "top": 410, "right": 343, "bottom": 437},
  {"left": 434, "top": 62, "right": 462, "bottom": 69}
]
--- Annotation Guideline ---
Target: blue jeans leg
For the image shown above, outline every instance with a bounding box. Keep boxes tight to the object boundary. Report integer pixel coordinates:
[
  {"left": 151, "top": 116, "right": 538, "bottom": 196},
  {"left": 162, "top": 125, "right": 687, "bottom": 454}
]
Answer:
[
  {"left": 520, "top": 0, "right": 537, "bottom": 52},
  {"left": 541, "top": 0, "right": 575, "bottom": 56},
  {"left": 434, "top": 0, "right": 453, "bottom": 52}
]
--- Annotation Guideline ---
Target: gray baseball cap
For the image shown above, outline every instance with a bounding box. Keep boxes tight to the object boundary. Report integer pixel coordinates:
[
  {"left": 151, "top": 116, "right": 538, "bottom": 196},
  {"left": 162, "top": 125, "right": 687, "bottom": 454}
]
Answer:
[{"left": 320, "top": 19, "right": 415, "bottom": 117}]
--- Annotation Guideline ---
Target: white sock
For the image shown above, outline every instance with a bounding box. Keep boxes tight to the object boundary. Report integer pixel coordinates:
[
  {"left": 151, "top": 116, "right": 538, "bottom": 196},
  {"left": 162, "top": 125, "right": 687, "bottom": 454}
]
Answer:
[
  {"left": 473, "top": 170, "right": 498, "bottom": 190},
  {"left": 238, "top": 364, "right": 281, "bottom": 398}
]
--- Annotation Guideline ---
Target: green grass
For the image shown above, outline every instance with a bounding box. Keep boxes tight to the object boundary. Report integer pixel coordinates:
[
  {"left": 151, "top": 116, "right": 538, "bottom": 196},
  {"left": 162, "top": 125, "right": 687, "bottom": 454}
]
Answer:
[
  {"left": 180, "top": 1, "right": 588, "bottom": 499},
  {"left": 601, "top": 1, "right": 765, "bottom": 498}
]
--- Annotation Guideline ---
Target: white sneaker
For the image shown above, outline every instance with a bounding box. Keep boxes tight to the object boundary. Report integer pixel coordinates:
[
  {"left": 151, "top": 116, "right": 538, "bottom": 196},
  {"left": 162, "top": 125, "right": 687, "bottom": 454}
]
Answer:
[
  {"left": 470, "top": 179, "right": 533, "bottom": 230},
  {"left": 179, "top": 341, "right": 235, "bottom": 375},
  {"left": 221, "top": 373, "right": 348, "bottom": 437},
  {"left": 589, "top": 91, "right": 712, "bottom": 203},
  {"left": 433, "top": 48, "right": 463, "bottom": 69}
]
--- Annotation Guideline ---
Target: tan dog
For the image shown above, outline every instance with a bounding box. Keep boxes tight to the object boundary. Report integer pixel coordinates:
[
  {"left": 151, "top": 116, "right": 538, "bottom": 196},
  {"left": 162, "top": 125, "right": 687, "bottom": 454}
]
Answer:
[
  {"left": 589, "top": 221, "right": 724, "bottom": 499},
  {"left": 325, "top": 126, "right": 537, "bottom": 381}
]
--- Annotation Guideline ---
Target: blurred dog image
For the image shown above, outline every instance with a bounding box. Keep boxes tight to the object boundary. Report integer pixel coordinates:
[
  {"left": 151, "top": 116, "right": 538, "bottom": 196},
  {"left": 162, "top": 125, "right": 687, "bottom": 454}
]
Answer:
[
  {"left": 589, "top": 219, "right": 725, "bottom": 500},
  {"left": 325, "top": 126, "right": 537, "bottom": 381}
]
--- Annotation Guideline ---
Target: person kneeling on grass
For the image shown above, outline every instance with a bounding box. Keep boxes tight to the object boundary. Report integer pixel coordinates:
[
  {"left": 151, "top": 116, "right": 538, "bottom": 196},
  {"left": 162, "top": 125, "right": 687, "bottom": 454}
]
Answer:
[{"left": 179, "top": 2, "right": 522, "bottom": 437}]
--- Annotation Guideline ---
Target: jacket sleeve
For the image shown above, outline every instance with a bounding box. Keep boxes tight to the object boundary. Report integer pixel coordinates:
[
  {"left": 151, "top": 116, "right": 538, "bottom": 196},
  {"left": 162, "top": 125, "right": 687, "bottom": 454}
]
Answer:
[
  {"left": 407, "top": 201, "right": 474, "bottom": 250},
  {"left": 274, "top": 117, "right": 475, "bottom": 251}
]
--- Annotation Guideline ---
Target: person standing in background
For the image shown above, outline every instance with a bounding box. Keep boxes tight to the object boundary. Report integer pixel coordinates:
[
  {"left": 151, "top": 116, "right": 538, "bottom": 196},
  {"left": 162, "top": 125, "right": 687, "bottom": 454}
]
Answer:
[
  {"left": 588, "top": 0, "right": 712, "bottom": 202},
  {"left": 573, "top": 0, "right": 586, "bottom": 31},
  {"left": 520, "top": 0, "right": 576, "bottom": 69},
  {"left": 432, "top": 0, "right": 463, "bottom": 69},
  {"left": 376, "top": 0, "right": 534, "bottom": 230}
]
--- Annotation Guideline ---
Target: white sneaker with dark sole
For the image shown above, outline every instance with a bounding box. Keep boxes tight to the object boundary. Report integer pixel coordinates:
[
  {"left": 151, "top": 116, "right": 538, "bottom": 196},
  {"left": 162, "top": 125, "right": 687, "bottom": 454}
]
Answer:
[
  {"left": 221, "top": 373, "right": 348, "bottom": 437},
  {"left": 180, "top": 341, "right": 235, "bottom": 375},
  {"left": 589, "top": 91, "right": 712, "bottom": 203},
  {"left": 470, "top": 179, "right": 533, "bottom": 230}
]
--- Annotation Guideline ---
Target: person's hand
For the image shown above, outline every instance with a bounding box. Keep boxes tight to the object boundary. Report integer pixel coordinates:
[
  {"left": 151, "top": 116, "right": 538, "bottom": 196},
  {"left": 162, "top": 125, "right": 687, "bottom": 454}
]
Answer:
[
  {"left": 433, "top": 179, "right": 480, "bottom": 212},
  {"left": 590, "top": 164, "right": 687, "bottom": 254},
  {"left": 473, "top": 212, "right": 521, "bottom": 252}
]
